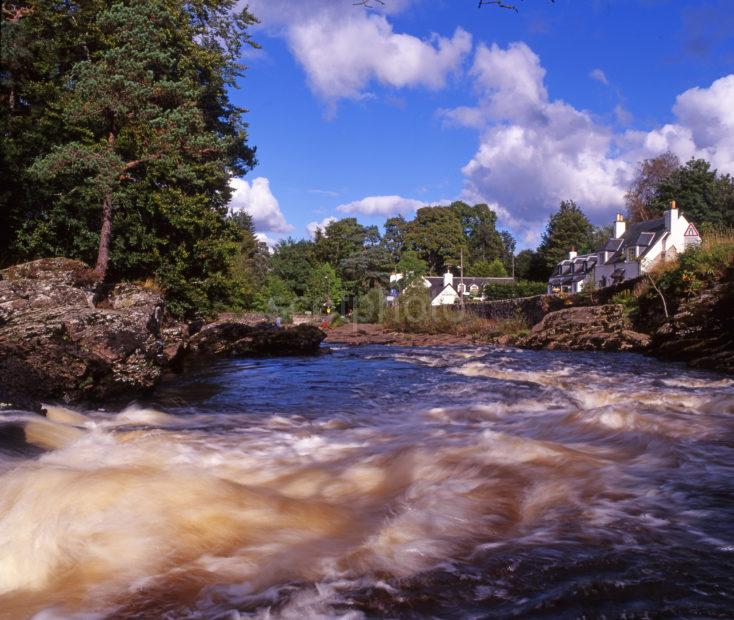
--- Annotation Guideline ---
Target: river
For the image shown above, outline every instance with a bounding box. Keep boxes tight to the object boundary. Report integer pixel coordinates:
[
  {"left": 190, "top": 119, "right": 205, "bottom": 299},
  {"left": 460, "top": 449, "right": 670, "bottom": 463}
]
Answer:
[{"left": 1, "top": 345, "right": 733, "bottom": 619}]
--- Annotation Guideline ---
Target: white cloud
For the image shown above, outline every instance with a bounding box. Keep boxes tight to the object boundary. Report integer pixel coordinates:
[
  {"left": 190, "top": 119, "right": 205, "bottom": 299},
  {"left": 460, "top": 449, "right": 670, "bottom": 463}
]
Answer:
[
  {"left": 245, "top": 1, "right": 471, "bottom": 107},
  {"left": 643, "top": 74, "right": 734, "bottom": 172},
  {"left": 254, "top": 232, "right": 277, "bottom": 251},
  {"left": 446, "top": 41, "right": 734, "bottom": 244},
  {"left": 589, "top": 68, "right": 609, "bottom": 85},
  {"left": 451, "top": 42, "right": 630, "bottom": 232},
  {"left": 229, "top": 177, "right": 294, "bottom": 234},
  {"left": 306, "top": 216, "right": 337, "bottom": 239},
  {"left": 336, "top": 195, "right": 426, "bottom": 216}
]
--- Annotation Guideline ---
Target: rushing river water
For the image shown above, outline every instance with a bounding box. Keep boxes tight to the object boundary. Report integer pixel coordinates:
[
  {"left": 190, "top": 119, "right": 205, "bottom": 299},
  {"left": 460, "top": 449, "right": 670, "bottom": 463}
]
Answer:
[{"left": 1, "top": 345, "right": 734, "bottom": 619}]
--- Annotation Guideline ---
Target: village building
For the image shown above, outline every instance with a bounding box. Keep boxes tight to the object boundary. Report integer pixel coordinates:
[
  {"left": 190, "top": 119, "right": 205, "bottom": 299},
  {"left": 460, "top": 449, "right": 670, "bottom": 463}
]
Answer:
[
  {"left": 389, "top": 270, "right": 514, "bottom": 306},
  {"left": 547, "top": 201, "right": 702, "bottom": 294}
]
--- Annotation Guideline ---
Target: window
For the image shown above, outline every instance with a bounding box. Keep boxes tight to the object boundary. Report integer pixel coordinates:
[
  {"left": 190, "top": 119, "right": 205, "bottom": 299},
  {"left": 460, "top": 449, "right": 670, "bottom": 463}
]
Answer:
[{"left": 470, "top": 284, "right": 479, "bottom": 295}]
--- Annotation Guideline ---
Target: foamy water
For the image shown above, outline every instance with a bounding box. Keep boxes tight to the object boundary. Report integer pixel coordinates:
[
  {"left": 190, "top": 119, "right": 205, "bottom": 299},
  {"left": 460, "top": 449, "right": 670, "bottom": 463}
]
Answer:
[{"left": 1, "top": 346, "right": 733, "bottom": 618}]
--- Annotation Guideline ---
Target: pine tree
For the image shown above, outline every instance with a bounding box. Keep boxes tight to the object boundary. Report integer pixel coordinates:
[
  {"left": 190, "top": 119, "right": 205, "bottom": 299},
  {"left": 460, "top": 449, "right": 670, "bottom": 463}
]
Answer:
[{"left": 538, "top": 200, "right": 594, "bottom": 271}]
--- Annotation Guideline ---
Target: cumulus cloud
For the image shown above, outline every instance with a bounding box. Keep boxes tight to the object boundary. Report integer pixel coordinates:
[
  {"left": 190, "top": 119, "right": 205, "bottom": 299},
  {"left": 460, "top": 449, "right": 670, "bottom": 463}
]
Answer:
[
  {"left": 450, "top": 42, "right": 630, "bottom": 229},
  {"left": 589, "top": 68, "right": 609, "bottom": 85},
  {"left": 246, "top": 0, "right": 471, "bottom": 106},
  {"left": 445, "top": 40, "right": 734, "bottom": 243},
  {"left": 306, "top": 216, "right": 338, "bottom": 239},
  {"left": 229, "top": 177, "right": 294, "bottom": 234},
  {"left": 639, "top": 74, "right": 734, "bottom": 172},
  {"left": 336, "top": 195, "right": 426, "bottom": 216}
]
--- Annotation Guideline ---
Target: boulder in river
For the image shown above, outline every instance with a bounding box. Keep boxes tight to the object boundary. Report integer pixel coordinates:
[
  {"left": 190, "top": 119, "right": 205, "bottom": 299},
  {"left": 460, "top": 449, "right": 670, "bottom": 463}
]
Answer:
[
  {"left": 187, "top": 319, "right": 325, "bottom": 358},
  {"left": 517, "top": 304, "right": 651, "bottom": 352}
]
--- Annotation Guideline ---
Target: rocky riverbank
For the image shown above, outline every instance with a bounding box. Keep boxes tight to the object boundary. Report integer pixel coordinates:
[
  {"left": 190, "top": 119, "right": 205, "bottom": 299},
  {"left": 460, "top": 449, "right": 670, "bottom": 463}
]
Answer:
[
  {"left": 325, "top": 323, "right": 482, "bottom": 346},
  {"left": 0, "top": 259, "right": 325, "bottom": 411}
]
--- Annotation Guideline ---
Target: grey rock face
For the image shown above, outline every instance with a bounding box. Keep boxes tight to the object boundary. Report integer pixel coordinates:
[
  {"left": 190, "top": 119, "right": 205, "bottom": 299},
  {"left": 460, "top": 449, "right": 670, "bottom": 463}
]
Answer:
[
  {"left": 0, "top": 258, "right": 326, "bottom": 409},
  {"left": 518, "top": 304, "right": 651, "bottom": 352}
]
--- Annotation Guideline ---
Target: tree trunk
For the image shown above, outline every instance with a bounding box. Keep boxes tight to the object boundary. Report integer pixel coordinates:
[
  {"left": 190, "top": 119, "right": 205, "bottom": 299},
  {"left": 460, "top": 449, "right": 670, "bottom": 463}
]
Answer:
[{"left": 94, "top": 192, "right": 113, "bottom": 279}]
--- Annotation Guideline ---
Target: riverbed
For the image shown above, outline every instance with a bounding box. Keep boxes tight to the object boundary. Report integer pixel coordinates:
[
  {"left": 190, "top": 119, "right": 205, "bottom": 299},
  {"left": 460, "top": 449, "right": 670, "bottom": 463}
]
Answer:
[{"left": 1, "top": 345, "right": 733, "bottom": 618}]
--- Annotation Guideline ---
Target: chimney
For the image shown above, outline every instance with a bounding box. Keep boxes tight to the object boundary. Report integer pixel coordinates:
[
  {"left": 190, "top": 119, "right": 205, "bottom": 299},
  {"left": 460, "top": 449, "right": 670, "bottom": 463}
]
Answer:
[
  {"left": 614, "top": 213, "right": 626, "bottom": 238},
  {"left": 443, "top": 268, "right": 454, "bottom": 288},
  {"left": 664, "top": 199, "right": 678, "bottom": 232},
  {"left": 568, "top": 247, "right": 577, "bottom": 260}
]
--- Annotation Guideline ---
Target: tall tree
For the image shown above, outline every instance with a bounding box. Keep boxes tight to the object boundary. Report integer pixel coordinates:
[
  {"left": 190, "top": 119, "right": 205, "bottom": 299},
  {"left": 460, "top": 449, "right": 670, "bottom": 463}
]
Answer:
[
  {"left": 339, "top": 245, "right": 393, "bottom": 299},
  {"left": 450, "top": 201, "right": 504, "bottom": 265},
  {"left": 382, "top": 215, "right": 408, "bottom": 264},
  {"left": 514, "top": 249, "right": 548, "bottom": 281},
  {"left": 648, "top": 158, "right": 734, "bottom": 229},
  {"left": 270, "top": 238, "right": 316, "bottom": 297},
  {"left": 538, "top": 200, "right": 594, "bottom": 271},
  {"left": 625, "top": 151, "right": 680, "bottom": 223},
  {"left": 314, "top": 217, "right": 379, "bottom": 268},
  {"left": 2, "top": 0, "right": 258, "bottom": 317},
  {"left": 304, "top": 263, "right": 343, "bottom": 313},
  {"left": 30, "top": 2, "right": 232, "bottom": 277},
  {"left": 404, "top": 205, "right": 466, "bottom": 274}
]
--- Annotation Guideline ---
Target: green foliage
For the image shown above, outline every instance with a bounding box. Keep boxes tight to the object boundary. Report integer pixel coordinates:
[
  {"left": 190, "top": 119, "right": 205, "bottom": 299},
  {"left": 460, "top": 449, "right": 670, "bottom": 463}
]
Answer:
[
  {"left": 304, "top": 263, "right": 343, "bottom": 313},
  {"left": 339, "top": 246, "right": 393, "bottom": 299},
  {"left": 315, "top": 218, "right": 379, "bottom": 267},
  {"left": 382, "top": 215, "right": 408, "bottom": 263},
  {"left": 1, "top": 0, "right": 259, "bottom": 318},
  {"left": 482, "top": 280, "right": 547, "bottom": 300},
  {"left": 395, "top": 250, "right": 427, "bottom": 290},
  {"left": 610, "top": 290, "right": 638, "bottom": 315},
  {"left": 538, "top": 200, "right": 595, "bottom": 272},
  {"left": 514, "top": 249, "right": 548, "bottom": 281},
  {"left": 255, "top": 276, "right": 297, "bottom": 318},
  {"left": 270, "top": 238, "right": 316, "bottom": 298},
  {"left": 658, "top": 237, "right": 734, "bottom": 299},
  {"left": 353, "top": 288, "right": 385, "bottom": 324},
  {"left": 468, "top": 258, "right": 507, "bottom": 277},
  {"left": 384, "top": 286, "right": 433, "bottom": 328},
  {"left": 403, "top": 205, "right": 465, "bottom": 273},
  {"left": 648, "top": 159, "right": 734, "bottom": 229}
]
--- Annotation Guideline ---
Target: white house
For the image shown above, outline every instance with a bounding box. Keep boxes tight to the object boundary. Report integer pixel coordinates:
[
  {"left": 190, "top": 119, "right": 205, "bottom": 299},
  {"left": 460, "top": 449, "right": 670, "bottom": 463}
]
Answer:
[
  {"left": 547, "top": 201, "right": 702, "bottom": 294},
  {"left": 389, "top": 270, "right": 514, "bottom": 306}
]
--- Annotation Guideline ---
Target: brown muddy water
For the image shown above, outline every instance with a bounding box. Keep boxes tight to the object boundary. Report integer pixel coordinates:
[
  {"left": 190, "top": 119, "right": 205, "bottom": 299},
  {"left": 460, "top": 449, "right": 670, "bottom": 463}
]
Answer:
[{"left": 1, "top": 345, "right": 733, "bottom": 619}]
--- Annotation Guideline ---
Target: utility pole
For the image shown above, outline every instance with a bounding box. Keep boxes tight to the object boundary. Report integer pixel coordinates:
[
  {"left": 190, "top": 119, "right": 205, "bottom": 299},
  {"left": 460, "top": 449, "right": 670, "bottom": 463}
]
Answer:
[{"left": 460, "top": 248, "right": 465, "bottom": 309}]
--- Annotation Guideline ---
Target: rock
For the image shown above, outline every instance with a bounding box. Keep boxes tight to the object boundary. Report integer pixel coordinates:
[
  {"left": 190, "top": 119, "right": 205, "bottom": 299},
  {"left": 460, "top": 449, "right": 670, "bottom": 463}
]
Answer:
[
  {"left": 517, "top": 304, "right": 651, "bottom": 352},
  {"left": 0, "top": 259, "right": 170, "bottom": 405},
  {"left": 649, "top": 273, "right": 734, "bottom": 374},
  {"left": 187, "top": 319, "right": 325, "bottom": 358},
  {"left": 0, "top": 259, "right": 327, "bottom": 407}
]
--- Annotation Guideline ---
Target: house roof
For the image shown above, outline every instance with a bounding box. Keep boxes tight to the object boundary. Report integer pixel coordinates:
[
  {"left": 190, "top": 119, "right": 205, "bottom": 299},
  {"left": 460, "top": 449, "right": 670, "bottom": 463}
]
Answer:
[{"left": 606, "top": 218, "right": 668, "bottom": 263}]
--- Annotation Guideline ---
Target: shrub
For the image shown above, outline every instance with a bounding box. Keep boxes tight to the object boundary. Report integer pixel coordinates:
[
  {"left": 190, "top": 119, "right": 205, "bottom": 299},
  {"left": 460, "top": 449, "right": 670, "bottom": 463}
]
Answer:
[
  {"left": 353, "top": 288, "right": 385, "bottom": 324},
  {"left": 482, "top": 280, "right": 547, "bottom": 300}
]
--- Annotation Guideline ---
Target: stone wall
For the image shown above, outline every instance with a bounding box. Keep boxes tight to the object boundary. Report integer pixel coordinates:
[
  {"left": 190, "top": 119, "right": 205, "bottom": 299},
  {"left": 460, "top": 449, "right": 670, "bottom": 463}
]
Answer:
[{"left": 465, "top": 277, "right": 644, "bottom": 326}]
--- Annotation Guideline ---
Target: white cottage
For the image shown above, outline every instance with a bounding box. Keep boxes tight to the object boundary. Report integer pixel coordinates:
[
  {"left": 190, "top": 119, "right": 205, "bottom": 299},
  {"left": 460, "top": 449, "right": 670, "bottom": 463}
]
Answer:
[
  {"left": 547, "top": 202, "right": 701, "bottom": 294},
  {"left": 389, "top": 270, "right": 514, "bottom": 306}
]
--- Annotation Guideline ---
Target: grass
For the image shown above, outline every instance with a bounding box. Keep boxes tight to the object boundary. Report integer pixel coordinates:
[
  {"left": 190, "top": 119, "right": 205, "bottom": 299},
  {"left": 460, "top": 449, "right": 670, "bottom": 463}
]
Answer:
[{"left": 383, "top": 293, "right": 529, "bottom": 341}]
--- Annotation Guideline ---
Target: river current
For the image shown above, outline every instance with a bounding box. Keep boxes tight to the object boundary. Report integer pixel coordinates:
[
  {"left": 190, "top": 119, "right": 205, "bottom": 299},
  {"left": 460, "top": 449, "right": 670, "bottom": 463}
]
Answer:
[{"left": 1, "top": 345, "right": 733, "bottom": 619}]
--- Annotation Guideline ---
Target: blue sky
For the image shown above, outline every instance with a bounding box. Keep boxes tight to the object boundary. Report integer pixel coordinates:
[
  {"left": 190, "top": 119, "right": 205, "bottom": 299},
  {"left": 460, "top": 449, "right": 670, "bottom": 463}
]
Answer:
[{"left": 228, "top": 0, "right": 734, "bottom": 248}]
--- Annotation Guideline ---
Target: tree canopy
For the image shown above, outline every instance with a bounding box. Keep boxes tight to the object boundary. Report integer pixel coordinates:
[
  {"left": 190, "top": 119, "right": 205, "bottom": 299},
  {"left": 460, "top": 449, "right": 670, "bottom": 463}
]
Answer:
[
  {"left": 1, "top": 0, "right": 258, "bottom": 317},
  {"left": 538, "top": 200, "right": 594, "bottom": 272}
]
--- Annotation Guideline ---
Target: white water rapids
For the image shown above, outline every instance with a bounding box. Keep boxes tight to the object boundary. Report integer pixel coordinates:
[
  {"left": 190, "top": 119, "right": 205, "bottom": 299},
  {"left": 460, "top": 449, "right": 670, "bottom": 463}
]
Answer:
[{"left": 0, "top": 346, "right": 733, "bottom": 618}]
